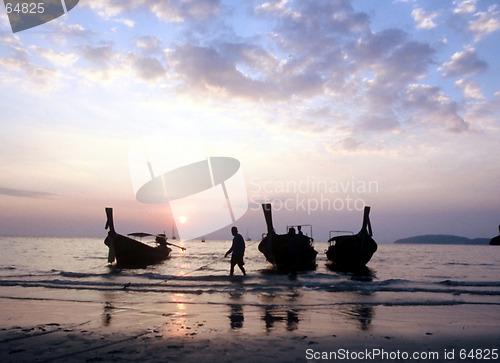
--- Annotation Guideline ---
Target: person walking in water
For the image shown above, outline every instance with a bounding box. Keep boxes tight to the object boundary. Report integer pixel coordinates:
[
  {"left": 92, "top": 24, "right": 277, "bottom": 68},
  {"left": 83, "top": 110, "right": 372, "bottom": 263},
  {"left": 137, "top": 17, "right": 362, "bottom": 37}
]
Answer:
[{"left": 225, "top": 226, "right": 246, "bottom": 276}]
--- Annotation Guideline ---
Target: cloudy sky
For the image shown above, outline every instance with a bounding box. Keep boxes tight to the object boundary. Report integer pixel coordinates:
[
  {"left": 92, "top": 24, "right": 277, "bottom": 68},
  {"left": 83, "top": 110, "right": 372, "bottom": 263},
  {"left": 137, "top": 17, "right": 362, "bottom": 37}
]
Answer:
[{"left": 0, "top": 0, "right": 499, "bottom": 242}]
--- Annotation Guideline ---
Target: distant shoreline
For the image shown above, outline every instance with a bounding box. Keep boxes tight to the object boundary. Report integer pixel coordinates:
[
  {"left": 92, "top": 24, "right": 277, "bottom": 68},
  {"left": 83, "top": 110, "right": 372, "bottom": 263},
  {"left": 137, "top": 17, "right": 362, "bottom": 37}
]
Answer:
[{"left": 394, "top": 234, "right": 490, "bottom": 245}]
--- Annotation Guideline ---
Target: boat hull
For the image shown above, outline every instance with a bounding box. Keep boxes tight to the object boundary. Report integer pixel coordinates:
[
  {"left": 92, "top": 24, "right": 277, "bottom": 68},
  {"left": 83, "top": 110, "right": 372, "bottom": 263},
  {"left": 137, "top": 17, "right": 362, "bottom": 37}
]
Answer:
[
  {"left": 105, "top": 233, "right": 171, "bottom": 267},
  {"left": 326, "top": 233, "right": 377, "bottom": 268},
  {"left": 258, "top": 233, "right": 318, "bottom": 271}
]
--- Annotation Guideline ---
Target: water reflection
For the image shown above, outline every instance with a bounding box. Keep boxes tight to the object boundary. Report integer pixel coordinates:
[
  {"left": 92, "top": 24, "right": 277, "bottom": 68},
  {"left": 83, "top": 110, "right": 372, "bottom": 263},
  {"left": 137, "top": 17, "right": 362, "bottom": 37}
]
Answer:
[
  {"left": 100, "top": 291, "right": 119, "bottom": 327},
  {"left": 326, "top": 264, "right": 376, "bottom": 281},
  {"left": 229, "top": 304, "right": 244, "bottom": 329},
  {"left": 262, "top": 306, "right": 300, "bottom": 332},
  {"left": 101, "top": 302, "right": 113, "bottom": 326},
  {"left": 341, "top": 305, "right": 374, "bottom": 330},
  {"left": 325, "top": 264, "right": 377, "bottom": 331}
]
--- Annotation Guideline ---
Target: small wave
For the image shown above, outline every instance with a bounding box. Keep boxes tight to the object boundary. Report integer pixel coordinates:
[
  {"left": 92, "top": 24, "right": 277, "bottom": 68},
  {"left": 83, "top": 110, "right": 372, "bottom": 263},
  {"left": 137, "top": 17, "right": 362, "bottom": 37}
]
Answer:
[
  {"left": 0, "top": 266, "right": 16, "bottom": 271},
  {"left": 440, "top": 279, "right": 500, "bottom": 287},
  {"left": 377, "top": 278, "right": 412, "bottom": 285},
  {"left": 58, "top": 270, "right": 133, "bottom": 279},
  {"left": 59, "top": 271, "right": 94, "bottom": 278},
  {"left": 1, "top": 276, "right": 499, "bottom": 299}
]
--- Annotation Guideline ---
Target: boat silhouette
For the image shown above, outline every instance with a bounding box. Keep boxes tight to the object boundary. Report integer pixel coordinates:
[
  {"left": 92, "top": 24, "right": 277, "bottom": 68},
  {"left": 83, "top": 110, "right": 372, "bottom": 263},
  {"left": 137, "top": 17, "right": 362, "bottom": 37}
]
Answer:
[
  {"left": 258, "top": 204, "right": 318, "bottom": 272},
  {"left": 326, "top": 206, "right": 378, "bottom": 269},
  {"left": 104, "top": 208, "right": 184, "bottom": 267}
]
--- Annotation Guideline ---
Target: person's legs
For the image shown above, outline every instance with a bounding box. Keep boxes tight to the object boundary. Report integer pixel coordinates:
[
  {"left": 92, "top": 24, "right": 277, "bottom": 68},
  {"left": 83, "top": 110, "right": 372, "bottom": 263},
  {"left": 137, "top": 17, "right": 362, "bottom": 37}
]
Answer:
[{"left": 238, "top": 262, "right": 246, "bottom": 275}]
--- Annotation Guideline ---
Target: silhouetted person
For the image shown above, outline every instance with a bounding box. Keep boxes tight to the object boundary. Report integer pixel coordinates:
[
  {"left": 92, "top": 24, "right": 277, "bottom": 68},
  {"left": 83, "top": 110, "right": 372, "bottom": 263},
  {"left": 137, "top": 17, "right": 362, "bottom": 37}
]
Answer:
[
  {"left": 155, "top": 234, "right": 167, "bottom": 246},
  {"left": 225, "top": 226, "right": 246, "bottom": 276},
  {"left": 298, "top": 225, "right": 313, "bottom": 243}
]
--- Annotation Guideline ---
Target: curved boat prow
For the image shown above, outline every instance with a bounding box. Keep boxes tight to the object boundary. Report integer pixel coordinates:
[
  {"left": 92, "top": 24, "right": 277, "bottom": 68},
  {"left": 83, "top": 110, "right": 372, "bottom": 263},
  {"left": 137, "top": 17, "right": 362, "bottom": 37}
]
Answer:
[
  {"left": 104, "top": 207, "right": 116, "bottom": 263},
  {"left": 261, "top": 203, "right": 275, "bottom": 261},
  {"left": 262, "top": 203, "right": 274, "bottom": 233},
  {"left": 360, "top": 206, "right": 373, "bottom": 236},
  {"left": 105, "top": 207, "right": 116, "bottom": 236}
]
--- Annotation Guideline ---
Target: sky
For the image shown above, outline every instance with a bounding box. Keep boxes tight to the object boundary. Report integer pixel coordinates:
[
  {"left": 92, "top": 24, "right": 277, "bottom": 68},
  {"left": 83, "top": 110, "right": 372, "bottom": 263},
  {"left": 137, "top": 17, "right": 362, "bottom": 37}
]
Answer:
[{"left": 0, "top": 0, "right": 499, "bottom": 242}]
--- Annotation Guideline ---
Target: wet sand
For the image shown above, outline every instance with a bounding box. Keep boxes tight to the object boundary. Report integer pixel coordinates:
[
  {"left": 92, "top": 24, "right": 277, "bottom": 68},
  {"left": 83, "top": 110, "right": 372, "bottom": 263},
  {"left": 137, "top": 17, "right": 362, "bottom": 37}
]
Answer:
[{"left": 1, "top": 297, "right": 499, "bottom": 362}]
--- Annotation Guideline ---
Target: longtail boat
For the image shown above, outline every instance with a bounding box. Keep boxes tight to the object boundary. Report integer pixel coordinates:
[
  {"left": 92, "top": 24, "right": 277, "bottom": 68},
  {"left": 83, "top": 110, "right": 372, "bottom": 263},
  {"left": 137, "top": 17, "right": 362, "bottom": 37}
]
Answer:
[
  {"left": 326, "top": 206, "right": 377, "bottom": 268},
  {"left": 490, "top": 225, "right": 500, "bottom": 245},
  {"left": 104, "top": 207, "right": 185, "bottom": 267},
  {"left": 258, "top": 204, "right": 318, "bottom": 272}
]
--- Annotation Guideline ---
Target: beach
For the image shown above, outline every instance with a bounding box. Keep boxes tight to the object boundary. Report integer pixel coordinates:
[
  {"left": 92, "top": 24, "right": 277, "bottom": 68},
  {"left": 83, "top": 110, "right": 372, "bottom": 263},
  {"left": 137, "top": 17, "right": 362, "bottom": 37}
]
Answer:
[
  {"left": 1, "top": 298, "right": 499, "bottom": 362},
  {"left": 1, "top": 238, "right": 499, "bottom": 362}
]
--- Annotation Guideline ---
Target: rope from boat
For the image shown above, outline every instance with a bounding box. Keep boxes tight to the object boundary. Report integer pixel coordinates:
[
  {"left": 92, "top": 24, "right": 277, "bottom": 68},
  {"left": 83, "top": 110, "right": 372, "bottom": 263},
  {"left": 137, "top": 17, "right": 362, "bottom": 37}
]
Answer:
[{"left": 162, "top": 239, "right": 261, "bottom": 283}]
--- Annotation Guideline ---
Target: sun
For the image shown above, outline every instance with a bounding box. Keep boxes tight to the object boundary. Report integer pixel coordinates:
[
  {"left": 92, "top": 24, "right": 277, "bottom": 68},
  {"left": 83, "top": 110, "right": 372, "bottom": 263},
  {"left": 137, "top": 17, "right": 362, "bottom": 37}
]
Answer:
[{"left": 178, "top": 216, "right": 188, "bottom": 224}]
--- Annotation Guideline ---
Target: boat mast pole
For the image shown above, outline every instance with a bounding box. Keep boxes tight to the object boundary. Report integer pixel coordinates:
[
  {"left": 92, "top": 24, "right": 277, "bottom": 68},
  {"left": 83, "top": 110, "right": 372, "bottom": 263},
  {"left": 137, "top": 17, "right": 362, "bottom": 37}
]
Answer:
[
  {"left": 105, "top": 207, "right": 116, "bottom": 236},
  {"left": 104, "top": 207, "right": 116, "bottom": 263},
  {"left": 262, "top": 204, "right": 274, "bottom": 259},
  {"left": 359, "top": 206, "right": 371, "bottom": 234}
]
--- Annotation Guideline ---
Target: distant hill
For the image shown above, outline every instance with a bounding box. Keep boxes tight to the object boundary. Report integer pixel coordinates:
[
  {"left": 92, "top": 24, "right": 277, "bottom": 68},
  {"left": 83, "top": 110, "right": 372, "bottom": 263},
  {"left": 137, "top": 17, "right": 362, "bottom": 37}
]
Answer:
[{"left": 394, "top": 234, "right": 490, "bottom": 245}]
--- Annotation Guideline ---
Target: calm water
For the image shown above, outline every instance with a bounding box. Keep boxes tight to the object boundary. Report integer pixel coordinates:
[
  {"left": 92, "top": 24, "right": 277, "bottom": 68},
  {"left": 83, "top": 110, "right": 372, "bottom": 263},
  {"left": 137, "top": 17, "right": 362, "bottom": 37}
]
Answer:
[{"left": 0, "top": 236, "right": 499, "bottom": 333}]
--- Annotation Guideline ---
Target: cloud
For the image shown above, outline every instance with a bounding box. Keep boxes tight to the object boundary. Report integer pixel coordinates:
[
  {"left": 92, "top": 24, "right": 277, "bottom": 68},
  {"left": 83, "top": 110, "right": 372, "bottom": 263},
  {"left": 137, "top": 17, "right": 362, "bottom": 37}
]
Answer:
[
  {"left": 0, "top": 35, "right": 61, "bottom": 89},
  {"left": 335, "top": 137, "right": 360, "bottom": 151},
  {"left": 170, "top": 39, "right": 333, "bottom": 101},
  {"left": 257, "top": 0, "right": 299, "bottom": 18},
  {"left": 78, "top": 43, "right": 119, "bottom": 68},
  {"left": 82, "top": 0, "right": 137, "bottom": 19},
  {"left": 356, "top": 112, "right": 400, "bottom": 132},
  {"left": 128, "top": 36, "right": 167, "bottom": 82},
  {"left": 135, "top": 36, "right": 164, "bottom": 54},
  {"left": 83, "top": 0, "right": 221, "bottom": 23},
  {"left": 403, "top": 84, "right": 469, "bottom": 133},
  {"left": 348, "top": 30, "right": 435, "bottom": 95},
  {"left": 463, "top": 93, "right": 500, "bottom": 130},
  {"left": 468, "top": 4, "right": 500, "bottom": 41},
  {"left": 74, "top": 38, "right": 170, "bottom": 84},
  {"left": 455, "top": 79, "right": 483, "bottom": 99},
  {"left": 171, "top": 43, "right": 276, "bottom": 99},
  {"left": 349, "top": 28, "right": 408, "bottom": 64},
  {"left": 267, "top": 0, "right": 370, "bottom": 54},
  {"left": 30, "top": 46, "right": 79, "bottom": 68},
  {"left": 382, "top": 40, "right": 435, "bottom": 83},
  {"left": 69, "top": 42, "right": 133, "bottom": 84},
  {"left": 1, "top": 0, "right": 483, "bottom": 141},
  {"left": 453, "top": 0, "right": 477, "bottom": 14},
  {"left": 115, "top": 18, "right": 135, "bottom": 28},
  {"left": 345, "top": 33, "right": 435, "bottom": 134},
  {"left": 164, "top": 0, "right": 464, "bottom": 141},
  {"left": 439, "top": 46, "right": 487, "bottom": 78},
  {"left": 168, "top": 0, "right": 432, "bottom": 116},
  {"left": 412, "top": 8, "right": 438, "bottom": 29},
  {"left": 0, "top": 187, "right": 56, "bottom": 199},
  {"left": 129, "top": 53, "right": 166, "bottom": 82}
]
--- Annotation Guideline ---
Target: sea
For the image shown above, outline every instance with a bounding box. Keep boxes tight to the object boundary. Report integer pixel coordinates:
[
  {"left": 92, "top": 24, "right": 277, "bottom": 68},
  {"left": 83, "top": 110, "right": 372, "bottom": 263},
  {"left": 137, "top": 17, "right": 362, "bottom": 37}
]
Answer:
[{"left": 0, "top": 236, "right": 499, "bottom": 337}]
